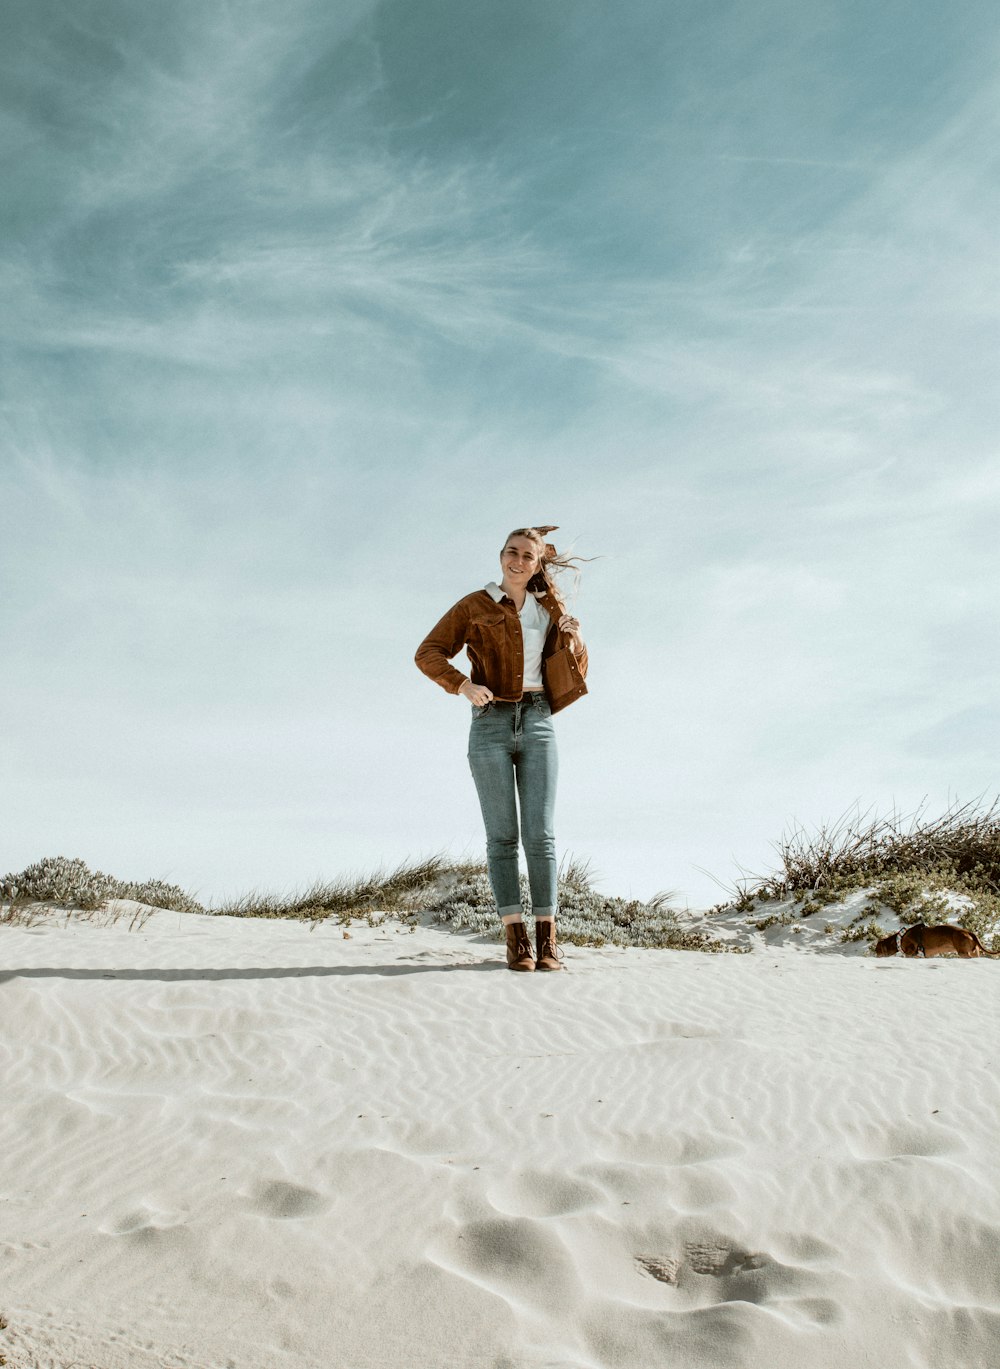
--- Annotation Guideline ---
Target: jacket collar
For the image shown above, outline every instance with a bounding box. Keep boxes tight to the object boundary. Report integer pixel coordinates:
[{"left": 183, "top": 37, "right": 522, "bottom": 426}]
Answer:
[{"left": 485, "top": 580, "right": 545, "bottom": 604}]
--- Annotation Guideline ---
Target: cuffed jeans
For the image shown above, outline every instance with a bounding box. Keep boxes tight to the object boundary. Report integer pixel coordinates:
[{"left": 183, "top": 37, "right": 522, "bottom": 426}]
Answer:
[{"left": 467, "top": 693, "right": 558, "bottom": 920}]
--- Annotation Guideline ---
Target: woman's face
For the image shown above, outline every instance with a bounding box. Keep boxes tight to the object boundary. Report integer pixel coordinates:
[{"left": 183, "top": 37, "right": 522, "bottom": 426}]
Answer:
[{"left": 500, "top": 535, "right": 541, "bottom": 586}]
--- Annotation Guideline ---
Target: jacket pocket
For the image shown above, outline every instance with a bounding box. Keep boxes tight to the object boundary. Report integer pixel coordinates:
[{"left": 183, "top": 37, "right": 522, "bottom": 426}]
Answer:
[{"left": 543, "top": 644, "right": 584, "bottom": 698}]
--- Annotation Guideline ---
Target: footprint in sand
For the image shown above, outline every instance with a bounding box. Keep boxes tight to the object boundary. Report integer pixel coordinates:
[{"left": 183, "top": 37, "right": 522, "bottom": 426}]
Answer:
[
  {"left": 634, "top": 1234, "right": 842, "bottom": 1329},
  {"left": 101, "top": 1203, "right": 188, "bottom": 1240},
  {"left": 850, "top": 1121, "right": 963, "bottom": 1162},
  {"left": 431, "top": 1215, "right": 582, "bottom": 1307},
  {"left": 683, "top": 1241, "right": 767, "bottom": 1276},
  {"left": 244, "top": 1179, "right": 329, "bottom": 1219},
  {"left": 635, "top": 1243, "right": 764, "bottom": 1282},
  {"left": 635, "top": 1254, "right": 681, "bottom": 1284},
  {"left": 486, "top": 1168, "right": 604, "bottom": 1219}
]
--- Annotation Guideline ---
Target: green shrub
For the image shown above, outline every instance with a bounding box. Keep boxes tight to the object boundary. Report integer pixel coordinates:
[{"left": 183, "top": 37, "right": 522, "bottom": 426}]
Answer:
[
  {"left": 423, "top": 858, "right": 730, "bottom": 951},
  {"left": 2, "top": 854, "right": 734, "bottom": 951},
  {"left": 709, "top": 800, "right": 1000, "bottom": 952},
  {"left": 1, "top": 856, "right": 204, "bottom": 916},
  {"left": 840, "top": 918, "right": 885, "bottom": 944}
]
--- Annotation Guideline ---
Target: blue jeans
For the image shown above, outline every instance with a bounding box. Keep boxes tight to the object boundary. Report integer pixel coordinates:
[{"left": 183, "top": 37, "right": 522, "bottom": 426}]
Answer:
[{"left": 467, "top": 694, "right": 558, "bottom": 920}]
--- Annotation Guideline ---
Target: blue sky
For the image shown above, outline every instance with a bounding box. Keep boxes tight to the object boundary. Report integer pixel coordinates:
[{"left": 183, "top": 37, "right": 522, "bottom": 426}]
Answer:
[{"left": 3, "top": 0, "right": 998, "bottom": 908}]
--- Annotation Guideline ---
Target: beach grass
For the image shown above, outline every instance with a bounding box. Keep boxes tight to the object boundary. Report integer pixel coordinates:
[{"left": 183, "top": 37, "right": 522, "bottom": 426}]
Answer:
[
  {"left": 1, "top": 853, "right": 725, "bottom": 951},
  {"left": 709, "top": 797, "right": 1000, "bottom": 950},
  {"left": 8, "top": 799, "right": 1000, "bottom": 953}
]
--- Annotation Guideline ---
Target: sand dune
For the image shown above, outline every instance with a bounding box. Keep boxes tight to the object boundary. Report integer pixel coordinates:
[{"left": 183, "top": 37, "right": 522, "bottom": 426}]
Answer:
[{"left": 2, "top": 907, "right": 999, "bottom": 1368}]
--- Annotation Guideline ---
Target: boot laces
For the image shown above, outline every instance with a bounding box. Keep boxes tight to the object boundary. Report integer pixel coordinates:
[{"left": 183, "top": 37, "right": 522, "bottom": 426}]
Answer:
[
  {"left": 538, "top": 928, "right": 563, "bottom": 963},
  {"left": 508, "top": 925, "right": 533, "bottom": 959}
]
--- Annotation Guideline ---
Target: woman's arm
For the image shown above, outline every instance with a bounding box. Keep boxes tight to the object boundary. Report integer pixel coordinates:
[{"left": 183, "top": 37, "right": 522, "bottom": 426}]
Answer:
[
  {"left": 556, "top": 613, "right": 588, "bottom": 680},
  {"left": 415, "top": 599, "right": 474, "bottom": 694}
]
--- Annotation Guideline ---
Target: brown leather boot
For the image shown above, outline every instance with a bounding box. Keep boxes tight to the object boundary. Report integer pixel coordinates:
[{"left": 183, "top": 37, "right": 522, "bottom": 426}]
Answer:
[
  {"left": 505, "top": 922, "right": 535, "bottom": 972},
  {"left": 535, "top": 919, "right": 563, "bottom": 971}
]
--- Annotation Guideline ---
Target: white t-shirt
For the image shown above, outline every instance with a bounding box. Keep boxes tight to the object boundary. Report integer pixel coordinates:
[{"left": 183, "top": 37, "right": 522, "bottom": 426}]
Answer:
[{"left": 485, "top": 582, "right": 551, "bottom": 691}]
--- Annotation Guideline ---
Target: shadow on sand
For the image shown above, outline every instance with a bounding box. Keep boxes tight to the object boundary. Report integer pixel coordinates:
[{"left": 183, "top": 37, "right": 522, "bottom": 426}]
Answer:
[{"left": 0, "top": 961, "right": 503, "bottom": 984}]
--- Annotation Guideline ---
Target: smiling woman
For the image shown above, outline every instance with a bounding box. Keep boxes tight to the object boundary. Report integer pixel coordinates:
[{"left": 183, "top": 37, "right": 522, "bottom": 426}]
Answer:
[{"left": 415, "top": 526, "right": 589, "bottom": 972}]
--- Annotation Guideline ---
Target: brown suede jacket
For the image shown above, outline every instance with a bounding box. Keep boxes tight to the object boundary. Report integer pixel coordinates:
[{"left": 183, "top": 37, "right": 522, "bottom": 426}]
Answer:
[{"left": 415, "top": 581, "right": 588, "bottom": 715}]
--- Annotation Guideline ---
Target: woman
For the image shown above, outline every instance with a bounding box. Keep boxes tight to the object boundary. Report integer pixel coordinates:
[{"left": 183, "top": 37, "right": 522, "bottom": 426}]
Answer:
[{"left": 415, "top": 526, "right": 589, "bottom": 972}]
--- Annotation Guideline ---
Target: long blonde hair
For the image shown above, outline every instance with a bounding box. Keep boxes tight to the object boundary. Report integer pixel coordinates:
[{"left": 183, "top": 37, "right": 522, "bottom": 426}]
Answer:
[{"left": 502, "top": 526, "right": 592, "bottom": 614}]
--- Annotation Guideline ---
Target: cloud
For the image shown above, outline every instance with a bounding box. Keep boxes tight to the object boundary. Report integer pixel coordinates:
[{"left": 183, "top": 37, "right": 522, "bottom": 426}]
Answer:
[{"left": 3, "top": 0, "right": 999, "bottom": 904}]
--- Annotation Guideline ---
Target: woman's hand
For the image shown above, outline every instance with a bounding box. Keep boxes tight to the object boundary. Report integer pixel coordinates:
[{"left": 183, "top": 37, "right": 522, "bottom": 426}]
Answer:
[
  {"left": 459, "top": 680, "right": 494, "bottom": 706},
  {"left": 558, "top": 614, "right": 584, "bottom": 653}
]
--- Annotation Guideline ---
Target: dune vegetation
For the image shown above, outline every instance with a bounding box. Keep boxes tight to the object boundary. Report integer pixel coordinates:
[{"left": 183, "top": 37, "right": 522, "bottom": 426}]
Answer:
[
  {"left": 6, "top": 799, "right": 1000, "bottom": 953},
  {"left": 708, "top": 798, "right": 1000, "bottom": 950},
  {"left": 0, "top": 853, "right": 724, "bottom": 951}
]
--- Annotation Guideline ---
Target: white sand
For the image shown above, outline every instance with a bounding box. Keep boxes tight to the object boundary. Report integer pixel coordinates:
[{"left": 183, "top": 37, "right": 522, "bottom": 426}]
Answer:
[{"left": 2, "top": 907, "right": 999, "bottom": 1369}]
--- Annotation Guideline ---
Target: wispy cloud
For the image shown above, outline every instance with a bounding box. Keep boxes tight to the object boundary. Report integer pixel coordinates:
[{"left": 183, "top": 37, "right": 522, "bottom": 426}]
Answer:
[
  {"left": 3, "top": 0, "right": 999, "bottom": 905},
  {"left": 715, "top": 154, "right": 871, "bottom": 170}
]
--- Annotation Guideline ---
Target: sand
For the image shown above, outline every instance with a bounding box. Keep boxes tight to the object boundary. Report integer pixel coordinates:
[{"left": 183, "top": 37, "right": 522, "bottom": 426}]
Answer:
[{"left": 2, "top": 906, "right": 999, "bottom": 1369}]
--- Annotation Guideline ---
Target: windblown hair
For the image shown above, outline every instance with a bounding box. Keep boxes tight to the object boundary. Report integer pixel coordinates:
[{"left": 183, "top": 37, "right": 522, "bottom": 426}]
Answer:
[{"left": 503, "top": 526, "right": 594, "bottom": 613}]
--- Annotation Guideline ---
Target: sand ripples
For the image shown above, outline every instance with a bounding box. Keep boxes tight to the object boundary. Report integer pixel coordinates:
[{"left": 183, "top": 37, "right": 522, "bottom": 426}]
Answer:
[{"left": 1, "top": 914, "right": 998, "bottom": 1367}]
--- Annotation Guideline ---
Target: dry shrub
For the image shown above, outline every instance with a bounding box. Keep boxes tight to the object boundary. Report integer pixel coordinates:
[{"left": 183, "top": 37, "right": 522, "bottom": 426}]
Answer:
[
  {"left": 711, "top": 799, "right": 1000, "bottom": 950},
  {"left": 218, "top": 852, "right": 731, "bottom": 951},
  {"left": 2, "top": 853, "right": 732, "bottom": 952}
]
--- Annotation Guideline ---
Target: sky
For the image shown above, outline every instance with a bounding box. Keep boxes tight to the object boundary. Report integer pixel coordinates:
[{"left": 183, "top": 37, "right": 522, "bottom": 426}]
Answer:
[{"left": 2, "top": 0, "right": 999, "bottom": 911}]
